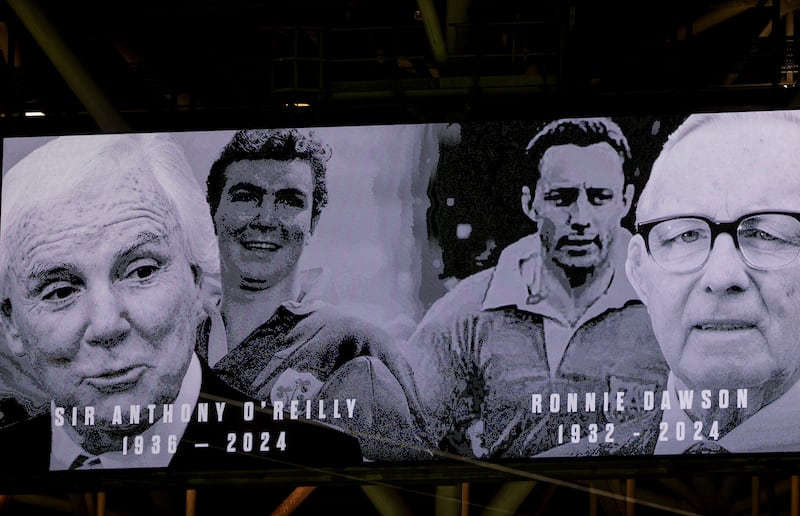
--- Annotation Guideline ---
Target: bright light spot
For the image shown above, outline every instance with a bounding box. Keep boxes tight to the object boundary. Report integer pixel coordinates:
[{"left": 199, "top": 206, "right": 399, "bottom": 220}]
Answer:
[
  {"left": 25, "top": 111, "right": 45, "bottom": 117},
  {"left": 456, "top": 223, "right": 472, "bottom": 240}
]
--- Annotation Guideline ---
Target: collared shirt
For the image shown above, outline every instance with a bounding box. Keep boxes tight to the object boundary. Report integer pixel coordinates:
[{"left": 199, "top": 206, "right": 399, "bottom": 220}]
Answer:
[
  {"left": 481, "top": 229, "right": 639, "bottom": 374},
  {"left": 202, "top": 268, "right": 426, "bottom": 461},
  {"left": 207, "top": 267, "right": 337, "bottom": 367},
  {"left": 407, "top": 228, "right": 666, "bottom": 459},
  {"left": 50, "top": 354, "right": 201, "bottom": 470},
  {"left": 209, "top": 271, "right": 394, "bottom": 404},
  {"left": 654, "top": 373, "right": 800, "bottom": 455}
]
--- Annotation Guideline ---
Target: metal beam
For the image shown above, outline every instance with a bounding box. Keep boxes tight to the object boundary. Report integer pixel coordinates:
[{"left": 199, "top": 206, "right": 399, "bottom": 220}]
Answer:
[
  {"left": 436, "top": 485, "right": 461, "bottom": 516},
  {"left": 417, "top": 0, "right": 448, "bottom": 64},
  {"left": 271, "top": 486, "right": 317, "bottom": 516},
  {"left": 446, "top": 0, "right": 470, "bottom": 55},
  {"left": 480, "top": 481, "right": 537, "bottom": 516},
  {"left": 674, "top": 6, "right": 754, "bottom": 41},
  {"left": 6, "top": 0, "right": 130, "bottom": 131},
  {"left": 361, "top": 486, "right": 413, "bottom": 516}
]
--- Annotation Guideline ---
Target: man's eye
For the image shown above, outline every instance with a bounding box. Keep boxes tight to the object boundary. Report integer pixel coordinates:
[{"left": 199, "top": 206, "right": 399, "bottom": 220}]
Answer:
[
  {"left": 130, "top": 266, "right": 158, "bottom": 279},
  {"left": 41, "top": 284, "right": 79, "bottom": 302},
  {"left": 588, "top": 189, "right": 614, "bottom": 205},
  {"left": 545, "top": 196, "right": 568, "bottom": 207},
  {"left": 755, "top": 230, "right": 779, "bottom": 241},
  {"left": 276, "top": 194, "right": 305, "bottom": 208},
  {"left": 124, "top": 260, "right": 160, "bottom": 280},
  {"left": 741, "top": 228, "right": 784, "bottom": 243},
  {"left": 656, "top": 228, "right": 708, "bottom": 247},
  {"left": 679, "top": 230, "right": 702, "bottom": 243},
  {"left": 230, "top": 190, "right": 259, "bottom": 203},
  {"left": 543, "top": 190, "right": 578, "bottom": 207}
]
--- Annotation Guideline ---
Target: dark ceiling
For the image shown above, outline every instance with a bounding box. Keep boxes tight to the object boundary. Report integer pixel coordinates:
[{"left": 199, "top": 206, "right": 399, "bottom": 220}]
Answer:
[{"left": 2, "top": 0, "right": 800, "bottom": 133}]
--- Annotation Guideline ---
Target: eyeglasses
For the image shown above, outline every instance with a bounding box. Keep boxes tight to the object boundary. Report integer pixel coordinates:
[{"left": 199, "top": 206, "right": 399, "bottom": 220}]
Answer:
[{"left": 636, "top": 212, "right": 800, "bottom": 273}]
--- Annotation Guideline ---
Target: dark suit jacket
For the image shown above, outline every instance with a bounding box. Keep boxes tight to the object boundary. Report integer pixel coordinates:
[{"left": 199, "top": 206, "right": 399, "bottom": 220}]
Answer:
[{"left": 0, "top": 358, "right": 362, "bottom": 475}]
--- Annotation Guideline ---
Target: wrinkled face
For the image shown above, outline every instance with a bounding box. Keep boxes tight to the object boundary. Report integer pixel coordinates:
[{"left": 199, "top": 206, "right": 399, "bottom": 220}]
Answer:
[
  {"left": 532, "top": 143, "right": 630, "bottom": 271},
  {"left": 213, "top": 159, "right": 314, "bottom": 291},
  {"left": 627, "top": 117, "right": 800, "bottom": 397},
  {"left": 1, "top": 168, "right": 202, "bottom": 434}
]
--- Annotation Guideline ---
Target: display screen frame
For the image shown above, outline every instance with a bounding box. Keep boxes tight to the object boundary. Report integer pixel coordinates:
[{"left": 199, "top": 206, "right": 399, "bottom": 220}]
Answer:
[{"left": 3, "top": 110, "right": 800, "bottom": 491}]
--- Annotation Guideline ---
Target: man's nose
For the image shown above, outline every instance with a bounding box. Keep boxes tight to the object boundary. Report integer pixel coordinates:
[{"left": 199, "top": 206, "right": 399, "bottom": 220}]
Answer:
[
  {"left": 252, "top": 198, "right": 278, "bottom": 227},
  {"left": 84, "top": 283, "right": 131, "bottom": 347},
  {"left": 700, "top": 233, "right": 751, "bottom": 295},
  {"left": 568, "top": 192, "right": 592, "bottom": 230}
]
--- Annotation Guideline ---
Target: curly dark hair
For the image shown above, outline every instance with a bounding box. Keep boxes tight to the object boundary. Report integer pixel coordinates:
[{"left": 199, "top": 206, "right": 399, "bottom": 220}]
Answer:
[{"left": 207, "top": 128, "right": 332, "bottom": 231}]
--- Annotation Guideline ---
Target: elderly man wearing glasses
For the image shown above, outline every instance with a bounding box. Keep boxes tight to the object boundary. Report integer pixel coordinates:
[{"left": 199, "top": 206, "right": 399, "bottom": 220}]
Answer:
[{"left": 626, "top": 110, "right": 800, "bottom": 454}]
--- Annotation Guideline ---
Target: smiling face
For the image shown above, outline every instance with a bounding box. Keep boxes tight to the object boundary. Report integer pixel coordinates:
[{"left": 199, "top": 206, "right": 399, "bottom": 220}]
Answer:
[
  {"left": 213, "top": 159, "right": 314, "bottom": 292},
  {"left": 627, "top": 116, "right": 800, "bottom": 399},
  {"left": 532, "top": 143, "right": 631, "bottom": 272},
  {"left": 1, "top": 167, "right": 202, "bottom": 442}
]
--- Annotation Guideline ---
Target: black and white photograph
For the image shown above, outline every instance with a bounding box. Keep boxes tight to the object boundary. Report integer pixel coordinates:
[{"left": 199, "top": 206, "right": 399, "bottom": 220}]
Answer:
[
  {"left": 0, "top": 124, "right": 445, "bottom": 471},
  {"left": 409, "top": 117, "right": 674, "bottom": 459},
  {"left": 2, "top": 111, "right": 799, "bottom": 477},
  {"left": 627, "top": 110, "right": 800, "bottom": 455}
]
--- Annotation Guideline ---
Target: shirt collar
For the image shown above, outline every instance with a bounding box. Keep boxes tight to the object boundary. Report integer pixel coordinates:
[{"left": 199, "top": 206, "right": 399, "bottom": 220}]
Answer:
[
  {"left": 482, "top": 228, "right": 638, "bottom": 322},
  {"left": 281, "top": 267, "right": 339, "bottom": 316},
  {"left": 206, "top": 267, "right": 339, "bottom": 366},
  {"left": 50, "top": 353, "right": 202, "bottom": 470},
  {"left": 655, "top": 372, "right": 800, "bottom": 454}
]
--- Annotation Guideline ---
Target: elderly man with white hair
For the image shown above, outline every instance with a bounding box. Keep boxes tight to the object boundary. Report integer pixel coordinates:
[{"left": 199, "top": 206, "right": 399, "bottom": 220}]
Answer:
[
  {"left": 626, "top": 110, "right": 800, "bottom": 454},
  {"left": 0, "top": 133, "right": 360, "bottom": 471}
]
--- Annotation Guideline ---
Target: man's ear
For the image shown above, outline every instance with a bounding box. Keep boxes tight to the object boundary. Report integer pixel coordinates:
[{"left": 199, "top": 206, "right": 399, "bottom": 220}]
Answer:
[
  {"left": 622, "top": 183, "right": 635, "bottom": 209},
  {"left": 625, "top": 235, "right": 650, "bottom": 306},
  {"left": 190, "top": 265, "right": 210, "bottom": 325},
  {"left": 0, "top": 299, "right": 24, "bottom": 356},
  {"left": 520, "top": 186, "right": 537, "bottom": 223},
  {"left": 308, "top": 213, "right": 319, "bottom": 241},
  {"left": 190, "top": 264, "right": 204, "bottom": 289}
]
